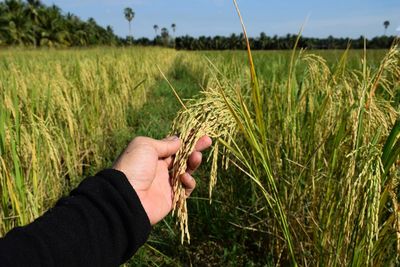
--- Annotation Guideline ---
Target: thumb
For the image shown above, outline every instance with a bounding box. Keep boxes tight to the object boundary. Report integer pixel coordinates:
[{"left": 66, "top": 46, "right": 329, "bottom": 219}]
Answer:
[{"left": 151, "top": 136, "right": 181, "bottom": 158}]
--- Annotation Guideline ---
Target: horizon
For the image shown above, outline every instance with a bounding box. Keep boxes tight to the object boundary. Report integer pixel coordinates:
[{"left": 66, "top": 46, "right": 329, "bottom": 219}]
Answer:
[{"left": 40, "top": 0, "right": 400, "bottom": 39}]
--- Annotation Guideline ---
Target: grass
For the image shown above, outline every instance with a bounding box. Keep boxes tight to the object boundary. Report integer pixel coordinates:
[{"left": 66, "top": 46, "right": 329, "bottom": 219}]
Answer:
[{"left": 0, "top": 45, "right": 399, "bottom": 266}]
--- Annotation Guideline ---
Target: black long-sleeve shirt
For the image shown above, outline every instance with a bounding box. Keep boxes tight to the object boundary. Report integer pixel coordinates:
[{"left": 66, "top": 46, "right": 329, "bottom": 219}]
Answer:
[{"left": 0, "top": 169, "right": 151, "bottom": 267}]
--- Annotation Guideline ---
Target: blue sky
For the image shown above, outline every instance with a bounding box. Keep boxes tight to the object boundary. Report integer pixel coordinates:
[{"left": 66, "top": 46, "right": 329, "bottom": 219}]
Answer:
[{"left": 41, "top": 0, "right": 400, "bottom": 39}]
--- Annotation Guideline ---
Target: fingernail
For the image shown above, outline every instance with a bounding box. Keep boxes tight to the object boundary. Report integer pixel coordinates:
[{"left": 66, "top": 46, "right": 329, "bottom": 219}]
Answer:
[{"left": 165, "top": 135, "right": 179, "bottom": 141}]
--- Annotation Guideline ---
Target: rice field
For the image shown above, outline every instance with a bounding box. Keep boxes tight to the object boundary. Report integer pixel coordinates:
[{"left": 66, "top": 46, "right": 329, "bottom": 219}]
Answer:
[
  {"left": 0, "top": 46, "right": 399, "bottom": 266},
  {"left": 0, "top": 47, "right": 177, "bottom": 233}
]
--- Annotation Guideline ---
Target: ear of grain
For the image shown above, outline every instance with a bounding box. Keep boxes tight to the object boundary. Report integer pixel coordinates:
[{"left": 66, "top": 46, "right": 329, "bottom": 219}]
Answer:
[{"left": 170, "top": 79, "right": 238, "bottom": 243}]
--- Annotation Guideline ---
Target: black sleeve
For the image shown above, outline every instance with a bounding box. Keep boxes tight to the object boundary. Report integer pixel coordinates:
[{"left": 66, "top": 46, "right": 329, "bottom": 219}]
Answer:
[{"left": 0, "top": 169, "right": 151, "bottom": 267}]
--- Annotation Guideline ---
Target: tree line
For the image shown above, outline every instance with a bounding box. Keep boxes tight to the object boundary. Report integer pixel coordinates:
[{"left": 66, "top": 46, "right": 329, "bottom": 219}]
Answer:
[
  {"left": 0, "top": 0, "right": 119, "bottom": 47},
  {"left": 0, "top": 0, "right": 397, "bottom": 49},
  {"left": 135, "top": 33, "right": 397, "bottom": 50}
]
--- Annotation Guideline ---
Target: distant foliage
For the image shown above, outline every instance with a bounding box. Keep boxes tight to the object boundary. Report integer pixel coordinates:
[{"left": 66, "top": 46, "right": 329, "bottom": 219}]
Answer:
[
  {"left": 0, "top": 0, "right": 119, "bottom": 47},
  {"left": 173, "top": 33, "right": 397, "bottom": 50},
  {"left": 0, "top": 1, "right": 396, "bottom": 49},
  {"left": 133, "top": 33, "right": 397, "bottom": 50}
]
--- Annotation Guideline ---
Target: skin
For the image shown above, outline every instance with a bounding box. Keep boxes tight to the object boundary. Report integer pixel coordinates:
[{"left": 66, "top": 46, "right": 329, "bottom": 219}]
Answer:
[{"left": 113, "top": 135, "right": 212, "bottom": 225}]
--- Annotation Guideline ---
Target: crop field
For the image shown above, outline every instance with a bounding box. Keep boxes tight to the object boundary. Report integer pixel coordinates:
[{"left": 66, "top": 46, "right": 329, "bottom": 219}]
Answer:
[{"left": 0, "top": 46, "right": 399, "bottom": 266}]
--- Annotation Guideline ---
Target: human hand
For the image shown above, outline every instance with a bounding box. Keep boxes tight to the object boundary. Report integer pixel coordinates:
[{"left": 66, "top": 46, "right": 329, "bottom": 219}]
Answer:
[{"left": 112, "top": 135, "right": 212, "bottom": 225}]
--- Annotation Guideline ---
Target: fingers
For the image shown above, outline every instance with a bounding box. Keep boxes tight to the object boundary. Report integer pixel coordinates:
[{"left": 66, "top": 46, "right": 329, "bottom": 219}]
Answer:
[
  {"left": 166, "top": 136, "right": 210, "bottom": 199},
  {"left": 164, "top": 135, "right": 211, "bottom": 170},
  {"left": 185, "top": 136, "right": 210, "bottom": 174},
  {"left": 194, "top": 135, "right": 212, "bottom": 152},
  {"left": 133, "top": 136, "right": 181, "bottom": 158},
  {"left": 187, "top": 151, "right": 202, "bottom": 174},
  {"left": 156, "top": 136, "right": 181, "bottom": 157},
  {"left": 164, "top": 155, "right": 174, "bottom": 168},
  {"left": 180, "top": 172, "right": 196, "bottom": 198},
  {"left": 165, "top": 150, "right": 202, "bottom": 172}
]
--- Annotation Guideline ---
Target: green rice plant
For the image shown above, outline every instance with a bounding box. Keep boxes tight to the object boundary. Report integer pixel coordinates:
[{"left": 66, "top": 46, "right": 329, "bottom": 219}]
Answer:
[{"left": 170, "top": 4, "right": 400, "bottom": 263}]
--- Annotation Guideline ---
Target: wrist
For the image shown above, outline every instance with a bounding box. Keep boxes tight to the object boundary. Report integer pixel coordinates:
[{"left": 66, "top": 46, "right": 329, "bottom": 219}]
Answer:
[{"left": 133, "top": 191, "right": 155, "bottom": 225}]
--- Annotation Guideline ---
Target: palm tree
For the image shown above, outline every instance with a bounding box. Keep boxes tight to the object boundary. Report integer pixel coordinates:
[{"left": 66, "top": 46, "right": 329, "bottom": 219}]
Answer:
[
  {"left": 383, "top": 20, "right": 390, "bottom": 35},
  {"left": 2, "top": 0, "right": 36, "bottom": 45},
  {"left": 38, "top": 5, "right": 69, "bottom": 47},
  {"left": 161, "top": 27, "right": 169, "bottom": 46},
  {"left": 171, "top": 23, "right": 176, "bottom": 35},
  {"left": 26, "top": 0, "right": 42, "bottom": 24},
  {"left": 0, "top": 0, "right": 121, "bottom": 47},
  {"left": 153, "top": 24, "right": 159, "bottom": 36},
  {"left": 124, "top": 7, "right": 134, "bottom": 38},
  {"left": 171, "top": 23, "right": 176, "bottom": 47}
]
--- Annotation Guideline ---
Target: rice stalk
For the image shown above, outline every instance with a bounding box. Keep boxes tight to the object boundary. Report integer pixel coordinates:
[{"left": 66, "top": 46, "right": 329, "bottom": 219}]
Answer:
[
  {"left": 169, "top": 36, "right": 399, "bottom": 265},
  {"left": 0, "top": 47, "right": 177, "bottom": 236},
  {"left": 170, "top": 79, "right": 237, "bottom": 243}
]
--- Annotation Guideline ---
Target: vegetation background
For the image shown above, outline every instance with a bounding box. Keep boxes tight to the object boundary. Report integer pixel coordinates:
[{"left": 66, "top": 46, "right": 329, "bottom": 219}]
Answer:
[
  {"left": 0, "top": 0, "right": 397, "bottom": 49},
  {"left": 0, "top": 0, "right": 399, "bottom": 266}
]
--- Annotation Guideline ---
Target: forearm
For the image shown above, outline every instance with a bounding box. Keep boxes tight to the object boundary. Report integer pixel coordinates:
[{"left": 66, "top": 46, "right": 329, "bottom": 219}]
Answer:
[{"left": 0, "top": 169, "right": 151, "bottom": 267}]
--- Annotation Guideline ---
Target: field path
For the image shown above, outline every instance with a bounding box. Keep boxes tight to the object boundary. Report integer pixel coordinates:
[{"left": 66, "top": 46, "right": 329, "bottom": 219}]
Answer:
[{"left": 126, "top": 53, "right": 205, "bottom": 140}]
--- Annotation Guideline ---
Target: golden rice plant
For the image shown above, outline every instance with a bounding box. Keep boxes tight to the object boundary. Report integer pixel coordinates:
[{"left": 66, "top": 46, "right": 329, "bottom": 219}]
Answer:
[
  {"left": 169, "top": 3, "right": 400, "bottom": 263},
  {"left": 169, "top": 77, "right": 238, "bottom": 243},
  {"left": 0, "top": 47, "right": 177, "bottom": 235}
]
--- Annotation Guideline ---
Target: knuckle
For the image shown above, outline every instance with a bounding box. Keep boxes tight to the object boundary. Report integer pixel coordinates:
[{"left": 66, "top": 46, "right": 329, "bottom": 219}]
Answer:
[{"left": 131, "top": 136, "right": 148, "bottom": 146}]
